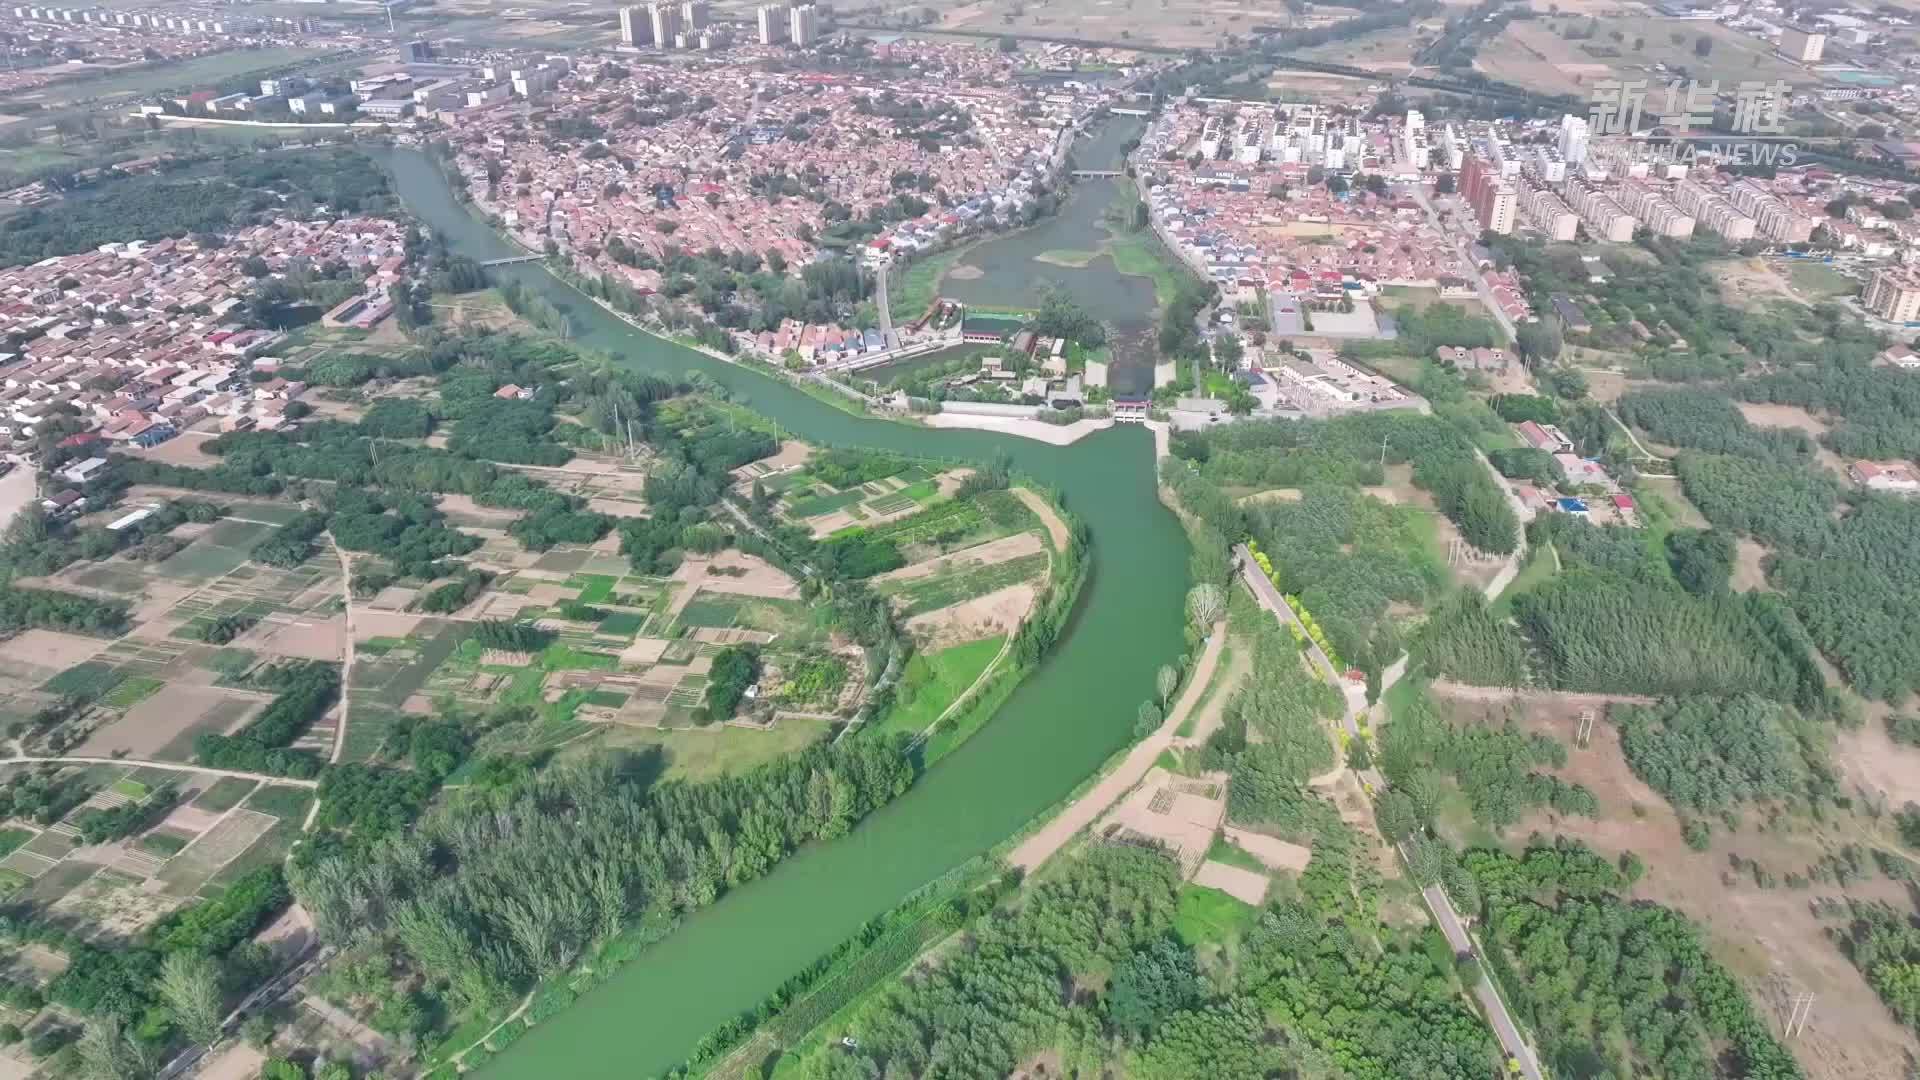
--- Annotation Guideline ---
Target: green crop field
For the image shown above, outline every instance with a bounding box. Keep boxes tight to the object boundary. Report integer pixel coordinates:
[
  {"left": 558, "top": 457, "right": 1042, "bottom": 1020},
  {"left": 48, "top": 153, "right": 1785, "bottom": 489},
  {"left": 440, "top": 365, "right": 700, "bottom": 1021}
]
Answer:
[
  {"left": 585, "top": 690, "right": 630, "bottom": 708},
  {"left": 597, "top": 611, "right": 645, "bottom": 637},
  {"left": 0, "top": 828, "right": 33, "bottom": 858},
  {"left": 43, "top": 661, "right": 123, "bottom": 699},
  {"left": 788, "top": 487, "right": 867, "bottom": 518},
  {"left": 190, "top": 777, "right": 258, "bottom": 813},
  {"left": 1172, "top": 882, "right": 1258, "bottom": 946},
  {"left": 101, "top": 675, "right": 164, "bottom": 710},
  {"left": 23, "top": 46, "right": 335, "bottom": 107},
  {"left": 866, "top": 492, "right": 918, "bottom": 515},
  {"left": 110, "top": 777, "right": 151, "bottom": 800},
  {"left": 882, "top": 552, "right": 1048, "bottom": 617},
  {"left": 676, "top": 594, "right": 745, "bottom": 629}
]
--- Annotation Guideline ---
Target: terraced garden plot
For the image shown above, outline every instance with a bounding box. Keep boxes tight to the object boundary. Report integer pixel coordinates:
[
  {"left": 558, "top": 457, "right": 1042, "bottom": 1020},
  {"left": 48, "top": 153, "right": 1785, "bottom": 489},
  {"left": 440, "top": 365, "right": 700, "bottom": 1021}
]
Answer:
[
  {"left": 366, "top": 622, "right": 466, "bottom": 707},
  {"left": 532, "top": 548, "right": 593, "bottom": 573},
  {"left": 570, "top": 574, "right": 620, "bottom": 604},
  {"left": 585, "top": 690, "right": 631, "bottom": 708},
  {"left": 882, "top": 552, "right": 1049, "bottom": 617},
  {"left": 866, "top": 492, "right": 919, "bottom": 515},
  {"left": 140, "top": 831, "right": 191, "bottom": 857},
  {"left": 665, "top": 674, "right": 709, "bottom": 708},
  {"left": 109, "top": 777, "right": 150, "bottom": 800},
  {"left": 65, "top": 562, "right": 151, "bottom": 596},
  {"left": 0, "top": 827, "right": 33, "bottom": 859},
  {"left": 206, "top": 647, "right": 260, "bottom": 683},
  {"left": 157, "top": 808, "right": 277, "bottom": 897},
  {"left": 203, "top": 796, "right": 310, "bottom": 897},
  {"left": 7, "top": 859, "right": 96, "bottom": 907}
]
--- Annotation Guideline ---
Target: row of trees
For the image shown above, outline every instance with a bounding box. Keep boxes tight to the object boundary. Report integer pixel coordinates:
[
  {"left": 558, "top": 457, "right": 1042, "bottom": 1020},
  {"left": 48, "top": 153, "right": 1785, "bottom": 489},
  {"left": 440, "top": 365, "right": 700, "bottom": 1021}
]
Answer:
[{"left": 288, "top": 742, "right": 917, "bottom": 1028}]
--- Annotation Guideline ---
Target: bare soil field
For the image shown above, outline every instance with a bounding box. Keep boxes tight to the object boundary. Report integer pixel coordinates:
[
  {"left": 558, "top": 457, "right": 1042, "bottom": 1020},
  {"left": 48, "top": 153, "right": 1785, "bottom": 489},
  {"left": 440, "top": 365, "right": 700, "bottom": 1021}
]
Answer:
[
  {"left": 79, "top": 683, "right": 264, "bottom": 759},
  {"left": 1482, "top": 18, "right": 1813, "bottom": 99},
  {"left": 6, "top": 628, "right": 109, "bottom": 671},
  {"left": 904, "top": 582, "right": 1036, "bottom": 649},
  {"left": 1736, "top": 402, "right": 1831, "bottom": 436},
  {"left": 1439, "top": 687, "right": 1919, "bottom": 1080},
  {"left": 1191, "top": 860, "right": 1269, "bottom": 905},
  {"left": 139, "top": 431, "right": 226, "bottom": 468},
  {"left": 1833, "top": 721, "right": 1920, "bottom": 810},
  {"left": 237, "top": 614, "right": 346, "bottom": 662},
  {"left": 1732, "top": 538, "right": 1774, "bottom": 592},
  {"left": 694, "top": 551, "right": 800, "bottom": 599},
  {"left": 1713, "top": 258, "right": 1803, "bottom": 309}
]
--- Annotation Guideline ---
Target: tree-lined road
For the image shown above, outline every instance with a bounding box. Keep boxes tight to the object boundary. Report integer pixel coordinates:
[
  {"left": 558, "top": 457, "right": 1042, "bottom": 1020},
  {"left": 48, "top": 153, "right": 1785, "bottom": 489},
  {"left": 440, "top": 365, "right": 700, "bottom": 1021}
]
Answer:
[{"left": 1234, "top": 545, "right": 1545, "bottom": 1080}]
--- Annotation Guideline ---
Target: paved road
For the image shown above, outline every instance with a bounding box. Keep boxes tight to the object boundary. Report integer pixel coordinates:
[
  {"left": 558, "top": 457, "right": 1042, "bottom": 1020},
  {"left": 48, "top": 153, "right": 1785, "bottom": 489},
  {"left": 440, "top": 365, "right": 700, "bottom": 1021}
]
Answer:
[
  {"left": 1410, "top": 187, "right": 1516, "bottom": 343},
  {"left": 1234, "top": 546, "right": 1545, "bottom": 1079},
  {"left": 1423, "top": 880, "right": 1547, "bottom": 1080},
  {"left": 7, "top": 756, "right": 318, "bottom": 788},
  {"left": 1007, "top": 621, "right": 1228, "bottom": 872}
]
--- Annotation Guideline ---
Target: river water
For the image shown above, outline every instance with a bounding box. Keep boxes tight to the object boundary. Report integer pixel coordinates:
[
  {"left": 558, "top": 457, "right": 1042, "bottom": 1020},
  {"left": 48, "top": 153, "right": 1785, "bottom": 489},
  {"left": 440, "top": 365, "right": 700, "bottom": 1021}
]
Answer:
[
  {"left": 374, "top": 138, "right": 1189, "bottom": 1078},
  {"left": 929, "top": 117, "right": 1158, "bottom": 393}
]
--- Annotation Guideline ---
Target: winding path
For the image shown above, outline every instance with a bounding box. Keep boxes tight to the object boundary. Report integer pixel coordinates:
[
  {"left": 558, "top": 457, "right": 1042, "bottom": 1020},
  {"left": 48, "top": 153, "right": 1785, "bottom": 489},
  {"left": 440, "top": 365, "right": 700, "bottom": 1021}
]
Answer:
[
  {"left": 1007, "top": 621, "right": 1227, "bottom": 872},
  {"left": 5, "top": 755, "right": 318, "bottom": 788}
]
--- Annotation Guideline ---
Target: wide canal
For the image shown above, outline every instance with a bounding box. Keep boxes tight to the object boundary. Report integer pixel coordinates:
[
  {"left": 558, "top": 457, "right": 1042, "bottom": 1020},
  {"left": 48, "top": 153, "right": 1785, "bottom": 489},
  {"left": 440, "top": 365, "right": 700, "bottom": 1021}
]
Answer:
[{"left": 375, "top": 137, "right": 1190, "bottom": 1078}]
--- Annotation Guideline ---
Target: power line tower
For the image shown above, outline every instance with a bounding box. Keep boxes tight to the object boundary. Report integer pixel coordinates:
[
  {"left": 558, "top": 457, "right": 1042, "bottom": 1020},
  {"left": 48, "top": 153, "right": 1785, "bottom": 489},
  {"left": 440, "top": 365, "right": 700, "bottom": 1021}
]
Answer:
[{"left": 1575, "top": 709, "right": 1595, "bottom": 749}]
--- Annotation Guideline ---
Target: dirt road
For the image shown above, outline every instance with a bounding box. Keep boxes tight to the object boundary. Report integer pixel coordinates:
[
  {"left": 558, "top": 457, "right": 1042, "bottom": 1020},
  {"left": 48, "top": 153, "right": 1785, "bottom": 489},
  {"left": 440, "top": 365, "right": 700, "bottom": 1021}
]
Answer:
[{"left": 1008, "top": 622, "right": 1226, "bottom": 872}]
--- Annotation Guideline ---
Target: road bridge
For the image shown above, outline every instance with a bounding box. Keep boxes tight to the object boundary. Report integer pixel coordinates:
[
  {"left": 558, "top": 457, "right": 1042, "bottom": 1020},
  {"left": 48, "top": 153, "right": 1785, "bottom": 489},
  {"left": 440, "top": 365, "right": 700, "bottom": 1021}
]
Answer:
[{"left": 480, "top": 254, "right": 544, "bottom": 267}]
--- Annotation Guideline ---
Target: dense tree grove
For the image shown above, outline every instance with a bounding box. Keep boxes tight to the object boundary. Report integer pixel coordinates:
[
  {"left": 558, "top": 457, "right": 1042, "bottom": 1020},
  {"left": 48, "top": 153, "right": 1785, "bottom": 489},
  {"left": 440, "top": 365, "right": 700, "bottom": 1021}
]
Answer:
[
  {"left": 1411, "top": 591, "right": 1528, "bottom": 687},
  {"left": 826, "top": 832, "right": 1497, "bottom": 1080},
  {"left": 0, "top": 149, "right": 393, "bottom": 266},
  {"left": 1833, "top": 900, "right": 1920, "bottom": 1035},
  {"left": 1677, "top": 449, "right": 1920, "bottom": 701},
  {"left": 704, "top": 645, "right": 760, "bottom": 723},
  {"left": 1379, "top": 686, "right": 1596, "bottom": 832},
  {"left": 1738, "top": 364, "right": 1920, "bottom": 461},
  {"left": 1170, "top": 412, "right": 1516, "bottom": 556},
  {"left": 194, "top": 661, "right": 338, "bottom": 777},
  {"left": 1164, "top": 448, "right": 1448, "bottom": 678},
  {"left": 1464, "top": 841, "right": 1803, "bottom": 1080},
  {"left": 1514, "top": 571, "right": 1823, "bottom": 705},
  {"left": 1197, "top": 623, "right": 1342, "bottom": 835},
  {"left": 1616, "top": 388, "right": 1814, "bottom": 461},
  {"left": 291, "top": 743, "right": 915, "bottom": 1021},
  {"left": 0, "top": 584, "right": 129, "bottom": 637},
  {"left": 1614, "top": 695, "right": 1815, "bottom": 814}
]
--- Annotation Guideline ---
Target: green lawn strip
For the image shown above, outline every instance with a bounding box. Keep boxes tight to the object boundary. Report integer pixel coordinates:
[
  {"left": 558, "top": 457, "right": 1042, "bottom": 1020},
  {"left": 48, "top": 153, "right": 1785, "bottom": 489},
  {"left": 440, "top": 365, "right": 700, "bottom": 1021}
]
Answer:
[
  {"left": 1490, "top": 542, "right": 1558, "bottom": 619},
  {"left": 1204, "top": 836, "right": 1271, "bottom": 875},
  {"left": 540, "top": 643, "right": 620, "bottom": 671},
  {"left": 0, "top": 827, "right": 33, "bottom": 858},
  {"left": 203, "top": 798, "right": 310, "bottom": 898},
  {"left": 1171, "top": 881, "right": 1259, "bottom": 947},
  {"left": 110, "top": 777, "right": 150, "bottom": 800},
  {"left": 676, "top": 594, "right": 746, "bottom": 629},
  {"left": 573, "top": 574, "right": 619, "bottom": 604},
  {"left": 917, "top": 659, "right": 1022, "bottom": 767},
  {"left": 868, "top": 636, "right": 1005, "bottom": 740}
]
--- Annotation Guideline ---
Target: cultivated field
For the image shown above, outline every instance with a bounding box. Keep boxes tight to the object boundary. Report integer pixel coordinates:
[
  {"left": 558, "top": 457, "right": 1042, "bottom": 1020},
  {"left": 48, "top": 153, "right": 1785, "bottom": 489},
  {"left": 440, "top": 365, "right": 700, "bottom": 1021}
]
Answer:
[{"left": 1480, "top": 18, "right": 1816, "bottom": 98}]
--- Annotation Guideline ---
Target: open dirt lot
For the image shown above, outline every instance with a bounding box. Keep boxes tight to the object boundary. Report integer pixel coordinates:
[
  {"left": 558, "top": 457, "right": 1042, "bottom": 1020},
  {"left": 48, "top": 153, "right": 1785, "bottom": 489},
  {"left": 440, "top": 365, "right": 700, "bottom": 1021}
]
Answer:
[
  {"left": 1435, "top": 685, "right": 1919, "bottom": 1080},
  {"left": 1732, "top": 538, "right": 1774, "bottom": 592},
  {"left": 904, "top": 582, "right": 1035, "bottom": 649},
  {"left": 1012, "top": 486, "right": 1071, "bottom": 550},
  {"left": 1191, "top": 860, "right": 1269, "bottom": 905},
  {"left": 1834, "top": 721, "right": 1920, "bottom": 811}
]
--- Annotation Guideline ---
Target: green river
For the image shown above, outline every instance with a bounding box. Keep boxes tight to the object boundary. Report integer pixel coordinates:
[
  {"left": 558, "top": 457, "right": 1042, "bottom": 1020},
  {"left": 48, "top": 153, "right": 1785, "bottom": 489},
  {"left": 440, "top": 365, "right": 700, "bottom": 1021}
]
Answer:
[{"left": 374, "top": 122, "right": 1190, "bottom": 1077}]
